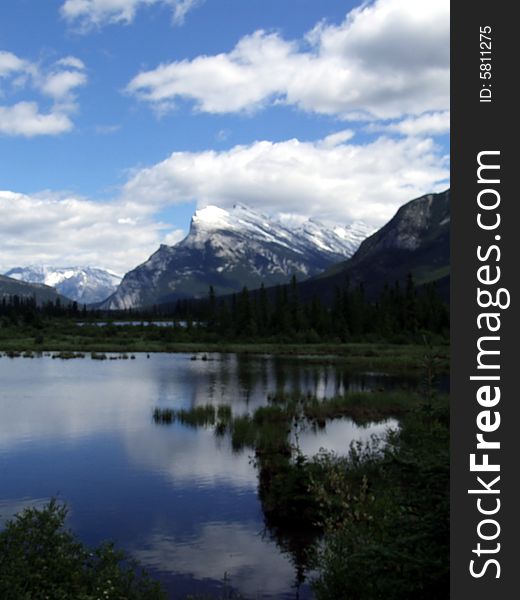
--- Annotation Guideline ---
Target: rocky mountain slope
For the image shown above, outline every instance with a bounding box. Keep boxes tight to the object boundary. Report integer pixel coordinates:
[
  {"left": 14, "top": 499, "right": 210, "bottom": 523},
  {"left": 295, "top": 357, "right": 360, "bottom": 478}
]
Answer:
[
  {"left": 101, "top": 204, "right": 373, "bottom": 309},
  {"left": 297, "top": 189, "right": 450, "bottom": 303}
]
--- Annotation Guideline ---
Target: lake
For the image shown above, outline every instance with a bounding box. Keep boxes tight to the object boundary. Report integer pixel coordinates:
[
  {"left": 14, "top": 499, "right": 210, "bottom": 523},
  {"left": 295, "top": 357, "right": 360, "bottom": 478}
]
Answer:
[{"left": 0, "top": 352, "right": 410, "bottom": 598}]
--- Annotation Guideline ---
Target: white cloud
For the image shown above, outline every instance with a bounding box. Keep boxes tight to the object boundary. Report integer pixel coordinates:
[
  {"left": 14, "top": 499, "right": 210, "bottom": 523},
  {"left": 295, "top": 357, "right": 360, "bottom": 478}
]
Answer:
[
  {"left": 61, "top": 0, "right": 203, "bottom": 30},
  {"left": 0, "top": 102, "right": 73, "bottom": 136},
  {"left": 55, "top": 56, "right": 86, "bottom": 70},
  {"left": 40, "top": 70, "right": 87, "bottom": 100},
  {"left": 368, "top": 110, "right": 450, "bottom": 136},
  {"left": 0, "top": 49, "right": 87, "bottom": 137},
  {"left": 162, "top": 228, "right": 185, "bottom": 245},
  {"left": 320, "top": 129, "right": 355, "bottom": 148},
  {"left": 123, "top": 132, "right": 449, "bottom": 226},
  {"left": 0, "top": 125, "right": 448, "bottom": 273},
  {"left": 0, "top": 51, "right": 27, "bottom": 77},
  {"left": 127, "top": 0, "right": 449, "bottom": 121},
  {"left": 0, "top": 190, "right": 180, "bottom": 274},
  {"left": 171, "top": 0, "right": 203, "bottom": 25}
]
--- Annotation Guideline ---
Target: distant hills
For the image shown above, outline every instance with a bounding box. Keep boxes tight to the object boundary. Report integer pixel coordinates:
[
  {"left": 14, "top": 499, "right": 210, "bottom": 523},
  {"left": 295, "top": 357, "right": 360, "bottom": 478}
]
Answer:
[
  {"left": 4, "top": 266, "right": 122, "bottom": 304},
  {"left": 100, "top": 204, "right": 373, "bottom": 310},
  {"left": 0, "top": 274, "right": 68, "bottom": 305}
]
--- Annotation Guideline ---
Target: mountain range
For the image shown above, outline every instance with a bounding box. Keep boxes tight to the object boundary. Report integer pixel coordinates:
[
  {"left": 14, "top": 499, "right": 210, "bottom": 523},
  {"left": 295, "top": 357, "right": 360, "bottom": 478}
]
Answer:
[
  {"left": 2, "top": 190, "right": 449, "bottom": 310},
  {"left": 100, "top": 204, "right": 373, "bottom": 310},
  {"left": 4, "top": 266, "right": 122, "bottom": 304}
]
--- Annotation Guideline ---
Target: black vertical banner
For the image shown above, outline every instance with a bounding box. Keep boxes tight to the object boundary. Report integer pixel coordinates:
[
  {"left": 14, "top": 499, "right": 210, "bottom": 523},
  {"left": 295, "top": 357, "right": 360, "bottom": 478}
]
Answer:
[{"left": 452, "top": 1, "right": 518, "bottom": 598}]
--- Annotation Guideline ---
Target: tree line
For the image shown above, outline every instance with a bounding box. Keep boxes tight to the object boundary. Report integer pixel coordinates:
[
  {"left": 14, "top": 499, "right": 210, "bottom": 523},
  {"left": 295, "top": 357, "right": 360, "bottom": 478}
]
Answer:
[
  {"left": 157, "top": 274, "right": 448, "bottom": 342},
  {"left": 1, "top": 274, "right": 448, "bottom": 342}
]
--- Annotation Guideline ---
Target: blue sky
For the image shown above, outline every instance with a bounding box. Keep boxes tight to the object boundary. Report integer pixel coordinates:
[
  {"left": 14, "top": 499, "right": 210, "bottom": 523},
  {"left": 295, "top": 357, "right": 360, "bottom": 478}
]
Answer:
[{"left": 0, "top": 0, "right": 449, "bottom": 273}]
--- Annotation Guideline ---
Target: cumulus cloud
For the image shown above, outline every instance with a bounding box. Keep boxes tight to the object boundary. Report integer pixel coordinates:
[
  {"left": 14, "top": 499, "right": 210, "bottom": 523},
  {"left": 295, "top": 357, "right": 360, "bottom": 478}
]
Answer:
[
  {"left": 0, "top": 102, "right": 73, "bottom": 137},
  {"left": 0, "top": 190, "right": 179, "bottom": 273},
  {"left": 40, "top": 70, "right": 87, "bottom": 100},
  {"left": 0, "top": 51, "right": 27, "bottom": 77},
  {"left": 368, "top": 111, "right": 450, "bottom": 137},
  {"left": 122, "top": 132, "right": 449, "bottom": 226},
  {"left": 0, "top": 49, "right": 87, "bottom": 137},
  {"left": 61, "top": 0, "right": 203, "bottom": 30},
  {"left": 0, "top": 126, "right": 448, "bottom": 273},
  {"left": 127, "top": 0, "right": 449, "bottom": 121}
]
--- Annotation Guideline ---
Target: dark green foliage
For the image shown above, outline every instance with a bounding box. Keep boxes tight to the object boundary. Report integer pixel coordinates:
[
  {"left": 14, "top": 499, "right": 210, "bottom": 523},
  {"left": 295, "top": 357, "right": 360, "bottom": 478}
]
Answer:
[
  {"left": 311, "top": 401, "right": 449, "bottom": 600},
  {"left": 1, "top": 272, "right": 448, "bottom": 352},
  {"left": 195, "top": 274, "right": 448, "bottom": 343},
  {"left": 0, "top": 499, "right": 166, "bottom": 600}
]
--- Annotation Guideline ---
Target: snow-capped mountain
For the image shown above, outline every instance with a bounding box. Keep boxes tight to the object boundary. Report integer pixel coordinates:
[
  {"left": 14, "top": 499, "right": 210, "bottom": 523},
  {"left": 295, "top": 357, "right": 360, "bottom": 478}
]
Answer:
[
  {"left": 101, "top": 204, "right": 374, "bottom": 310},
  {"left": 4, "top": 266, "right": 122, "bottom": 304}
]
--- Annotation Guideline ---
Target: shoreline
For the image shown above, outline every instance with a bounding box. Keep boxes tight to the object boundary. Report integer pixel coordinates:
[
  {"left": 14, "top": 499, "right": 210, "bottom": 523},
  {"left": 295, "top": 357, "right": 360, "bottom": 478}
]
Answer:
[{"left": 0, "top": 341, "right": 449, "bottom": 372}]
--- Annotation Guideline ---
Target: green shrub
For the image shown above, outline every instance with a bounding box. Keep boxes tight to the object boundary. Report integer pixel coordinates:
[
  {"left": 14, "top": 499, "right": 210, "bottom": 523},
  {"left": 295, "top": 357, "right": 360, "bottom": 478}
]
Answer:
[
  {"left": 311, "top": 403, "right": 449, "bottom": 600},
  {"left": 0, "top": 500, "right": 166, "bottom": 600}
]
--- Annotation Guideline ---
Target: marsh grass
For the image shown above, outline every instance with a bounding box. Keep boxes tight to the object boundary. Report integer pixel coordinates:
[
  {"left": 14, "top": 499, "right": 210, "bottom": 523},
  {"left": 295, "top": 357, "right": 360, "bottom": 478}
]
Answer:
[
  {"left": 153, "top": 404, "right": 234, "bottom": 428},
  {"left": 52, "top": 351, "right": 85, "bottom": 359},
  {"left": 302, "top": 391, "right": 423, "bottom": 424},
  {"left": 152, "top": 389, "right": 426, "bottom": 449},
  {"left": 0, "top": 319, "right": 450, "bottom": 374}
]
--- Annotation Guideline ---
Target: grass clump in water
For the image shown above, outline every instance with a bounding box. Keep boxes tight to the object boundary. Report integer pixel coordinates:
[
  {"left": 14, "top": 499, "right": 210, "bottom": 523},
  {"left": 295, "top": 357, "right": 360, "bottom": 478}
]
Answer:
[
  {"left": 153, "top": 404, "right": 233, "bottom": 428},
  {"left": 52, "top": 351, "right": 85, "bottom": 359},
  {"left": 302, "top": 390, "right": 424, "bottom": 425},
  {"left": 176, "top": 404, "right": 216, "bottom": 427}
]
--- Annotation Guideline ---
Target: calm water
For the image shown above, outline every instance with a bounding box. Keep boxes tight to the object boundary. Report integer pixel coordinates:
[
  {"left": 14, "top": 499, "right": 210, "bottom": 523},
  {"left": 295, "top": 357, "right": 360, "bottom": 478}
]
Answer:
[{"left": 0, "top": 353, "right": 409, "bottom": 599}]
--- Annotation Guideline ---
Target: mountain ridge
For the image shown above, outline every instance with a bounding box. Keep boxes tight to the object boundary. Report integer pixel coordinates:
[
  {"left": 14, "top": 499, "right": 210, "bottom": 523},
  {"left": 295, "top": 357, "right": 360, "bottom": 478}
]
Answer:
[
  {"left": 101, "top": 204, "right": 373, "bottom": 309},
  {"left": 297, "top": 189, "right": 450, "bottom": 303}
]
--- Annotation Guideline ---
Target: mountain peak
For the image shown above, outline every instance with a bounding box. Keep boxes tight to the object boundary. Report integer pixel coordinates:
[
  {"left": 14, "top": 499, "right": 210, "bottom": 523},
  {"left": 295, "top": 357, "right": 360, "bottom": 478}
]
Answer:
[
  {"left": 101, "top": 202, "right": 371, "bottom": 309},
  {"left": 191, "top": 205, "right": 232, "bottom": 229}
]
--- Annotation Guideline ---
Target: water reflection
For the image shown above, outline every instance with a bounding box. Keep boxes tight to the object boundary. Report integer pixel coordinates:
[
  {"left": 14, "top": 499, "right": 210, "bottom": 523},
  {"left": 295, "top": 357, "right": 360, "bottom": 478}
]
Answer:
[
  {"left": 123, "top": 425, "right": 256, "bottom": 489},
  {"left": 0, "top": 353, "right": 415, "bottom": 598},
  {"left": 295, "top": 417, "right": 398, "bottom": 458},
  {"left": 135, "top": 521, "right": 302, "bottom": 599}
]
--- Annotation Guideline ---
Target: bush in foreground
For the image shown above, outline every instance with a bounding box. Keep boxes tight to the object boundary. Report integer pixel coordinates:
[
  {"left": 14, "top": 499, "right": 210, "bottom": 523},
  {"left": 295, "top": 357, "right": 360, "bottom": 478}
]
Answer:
[
  {"left": 311, "top": 401, "right": 449, "bottom": 600},
  {"left": 0, "top": 499, "right": 166, "bottom": 600}
]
